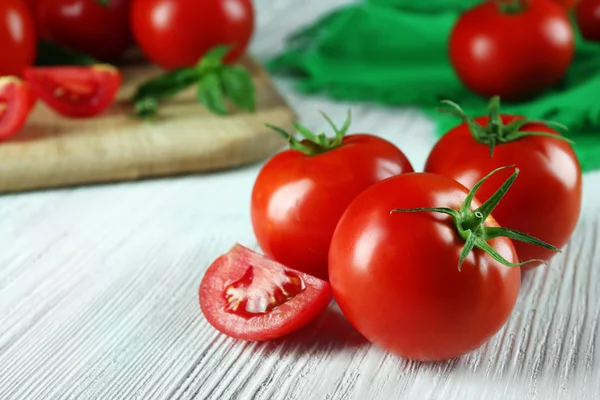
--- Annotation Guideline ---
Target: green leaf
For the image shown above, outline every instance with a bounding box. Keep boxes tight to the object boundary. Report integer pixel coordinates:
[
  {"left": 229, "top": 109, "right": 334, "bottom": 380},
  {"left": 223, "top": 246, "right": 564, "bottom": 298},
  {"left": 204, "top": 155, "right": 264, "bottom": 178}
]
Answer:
[
  {"left": 220, "top": 66, "right": 256, "bottom": 112},
  {"left": 197, "top": 46, "right": 231, "bottom": 72},
  {"left": 133, "top": 67, "right": 201, "bottom": 102},
  {"left": 95, "top": 0, "right": 109, "bottom": 5},
  {"left": 198, "top": 73, "right": 228, "bottom": 115},
  {"left": 134, "top": 98, "right": 159, "bottom": 119},
  {"left": 35, "top": 40, "right": 98, "bottom": 66}
]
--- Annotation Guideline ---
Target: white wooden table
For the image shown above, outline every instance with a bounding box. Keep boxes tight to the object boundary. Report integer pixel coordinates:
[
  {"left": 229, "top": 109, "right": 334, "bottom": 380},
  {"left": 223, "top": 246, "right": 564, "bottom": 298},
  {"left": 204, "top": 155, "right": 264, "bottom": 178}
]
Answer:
[{"left": 2, "top": 1, "right": 599, "bottom": 399}]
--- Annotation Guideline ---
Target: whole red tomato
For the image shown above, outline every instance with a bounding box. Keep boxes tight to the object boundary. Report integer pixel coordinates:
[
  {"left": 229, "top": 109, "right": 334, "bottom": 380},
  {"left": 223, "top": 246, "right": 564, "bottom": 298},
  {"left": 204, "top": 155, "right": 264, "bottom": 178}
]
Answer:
[
  {"left": 329, "top": 168, "right": 527, "bottom": 361},
  {"left": 130, "top": 0, "right": 254, "bottom": 70},
  {"left": 450, "top": 0, "right": 574, "bottom": 101},
  {"left": 576, "top": 0, "right": 600, "bottom": 42},
  {"left": 251, "top": 112, "right": 413, "bottom": 281},
  {"left": 36, "top": 0, "right": 132, "bottom": 61},
  {"left": 0, "top": 0, "right": 36, "bottom": 77},
  {"left": 425, "top": 98, "right": 582, "bottom": 265}
]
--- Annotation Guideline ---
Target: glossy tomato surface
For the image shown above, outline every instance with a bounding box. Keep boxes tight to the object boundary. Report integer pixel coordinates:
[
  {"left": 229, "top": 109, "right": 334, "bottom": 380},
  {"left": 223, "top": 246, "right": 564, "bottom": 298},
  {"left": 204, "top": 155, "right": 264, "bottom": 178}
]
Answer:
[
  {"left": 37, "top": 0, "right": 132, "bottom": 61},
  {"left": 24, "top": 65, "right": 122, "bottom": 118},
  {"left": 251, "top": 134, "right": 413, "bottom": 281},
  {"left": 425, "top": 115, "right": 582, "bottom": 264},
  {"left": 130, "top": 0, "right": 254, "bottom": 70},
  {"left": 576, "top": 0, "right": 600, "bottom": 42},
  {"left": 199, "top": 244, "right": 332, "bottom": 341},
  {"left": 450, "top": 0, "right": 574, "bottom": 100},
  {"left": 0, "top": 0, "right": 36, "bottom": 77},
  {"left": 0, "top": 77, "right": 37, "bottom": 141},
  {"left": 328, "top": 172, "right": 521, "bottom": 361}
]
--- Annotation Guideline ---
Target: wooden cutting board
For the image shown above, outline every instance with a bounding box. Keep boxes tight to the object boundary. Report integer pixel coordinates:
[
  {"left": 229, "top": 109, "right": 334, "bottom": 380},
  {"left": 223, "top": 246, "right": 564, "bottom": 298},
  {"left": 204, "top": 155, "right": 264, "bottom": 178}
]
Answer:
[{"left": 0, "top": 56, "right": 295, "bottom": 194}]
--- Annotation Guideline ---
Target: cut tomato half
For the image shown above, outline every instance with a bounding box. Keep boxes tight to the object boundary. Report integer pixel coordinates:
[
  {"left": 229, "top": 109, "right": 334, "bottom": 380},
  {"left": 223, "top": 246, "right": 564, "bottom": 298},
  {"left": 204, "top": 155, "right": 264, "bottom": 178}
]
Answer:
[
  {"left": 199, "top": 244, "right": 333, "bottom": 341},
  {"left": 0, "top": 76, "right": 37, "bottom": 141},
  {"left": 24, "top": 64, "right": 122, "bottom": 118}
]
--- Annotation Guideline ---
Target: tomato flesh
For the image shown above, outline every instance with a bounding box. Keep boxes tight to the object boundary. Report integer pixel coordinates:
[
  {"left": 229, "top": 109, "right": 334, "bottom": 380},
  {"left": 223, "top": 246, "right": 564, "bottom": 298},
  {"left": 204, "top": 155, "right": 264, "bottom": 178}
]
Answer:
[
  {"left": 200, "top": 244, "right": 332, "bottom": 341},
  {"left": 424, "top": 115, "right": 582, "bottom": 265},
  {"left": 449, "top": 0, "right": 574, "bottom": 100},
  {"left": 328, "top": 173, "right": 521, "bottom": 361},
  {"left": 24, "top": 65, "right": 122, "bottom": 118},
  {"left": 0, "top": 77, "right": 37, "bottom": 141},
  {"left": 251, "top": 134, "right": 413, "bottom": 281},
  {"left": 224, "top": 265, "right": 305, "bottom": 317}
]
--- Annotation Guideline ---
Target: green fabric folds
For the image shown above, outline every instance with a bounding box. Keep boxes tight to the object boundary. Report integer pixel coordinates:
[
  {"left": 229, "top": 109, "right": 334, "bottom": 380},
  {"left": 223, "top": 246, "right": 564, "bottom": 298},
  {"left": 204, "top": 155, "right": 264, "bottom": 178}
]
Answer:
[{"left": 268, "top": 0, "right": 600, "bottom": 171}]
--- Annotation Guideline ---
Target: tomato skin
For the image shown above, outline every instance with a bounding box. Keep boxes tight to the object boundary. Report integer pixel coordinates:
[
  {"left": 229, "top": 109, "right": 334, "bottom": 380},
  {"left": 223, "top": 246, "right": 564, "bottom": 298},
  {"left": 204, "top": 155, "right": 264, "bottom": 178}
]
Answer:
[
  {"left": 130, "top": 0, "right": 254, "bottom": 70},
  {"left": 36, "top": 0, "right": 132, "bottom": 61},
  {"left": 251, "top": 134, "right": 413, "bottom": 281},
  {"left": 0, "top": 0, "right": 36, "bottom": 77},
  {"left": 424, "top": 115, "right": 582, "bottom": 265},
  {"left": 449, "top": 0, "right": 574, "bottom": 101},
  {"left": 0, "top": 77, "right": 37, "bottom": 141},
  {"left": 199, "top": 244, "right": 332, "bottom": 341},
  {"left": 24, "top": 65, "right": 122, "bottom": 118},
  {"left": 576, "top": 0, "right": 600, "bottom": 42},
  {"left": 328, "top": 172, "right": 521, "bottom": 361}
]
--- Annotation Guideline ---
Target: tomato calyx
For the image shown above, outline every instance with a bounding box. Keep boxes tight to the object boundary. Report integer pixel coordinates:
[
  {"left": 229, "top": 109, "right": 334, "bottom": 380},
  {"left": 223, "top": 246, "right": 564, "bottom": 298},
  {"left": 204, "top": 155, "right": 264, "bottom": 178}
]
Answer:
[
  {"left": 391, "top": 166, "right": 560, "bottom": 270},
  {"left": 439, "top": 96, "right": 572, "bottom": 157},
  {"left": 266, "top": 110, "right": 351, "bottom": 156},
  {"left": 133, "top": 45, "right": 256, "bottom": 117},
  {"left": 494, "top": 0, "right": 530, "bottom": 14}
]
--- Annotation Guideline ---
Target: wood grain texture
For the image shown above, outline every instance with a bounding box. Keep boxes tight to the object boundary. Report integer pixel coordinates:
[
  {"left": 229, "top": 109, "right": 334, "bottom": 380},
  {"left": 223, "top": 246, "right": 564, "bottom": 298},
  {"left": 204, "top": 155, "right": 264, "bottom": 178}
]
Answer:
[
  {"left": 0, "top": 57, "right": 293, "bottom": 194},
  {"left": 1, "top": 0, "right": 599, "bottom": 399}
]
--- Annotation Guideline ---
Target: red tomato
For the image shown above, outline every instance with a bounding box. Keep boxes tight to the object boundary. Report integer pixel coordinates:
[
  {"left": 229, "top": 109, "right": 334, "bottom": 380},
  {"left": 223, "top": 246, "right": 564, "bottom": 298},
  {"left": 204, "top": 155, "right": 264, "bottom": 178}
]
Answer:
[
  {"left": 20, "top": 0, "right": 38, "bottom": 11},
  {"left": 328, "top": 171, "right": 521, "bottom": 361},
  {"left": 450, "top": 0, "right": 574, "bottom": 101},
  {"left": 576, "top": 0, "right": 600, "bottom": 42},
  {"left": 0, "top": 77, "right": 37, "bottom": 141},
  {"left": 199, "top": 243, "right": 332, "bottom": 341},
  {"left": 130, "top": 0, "right": 255, "bottom": 70},
  {"left": 36, "top": 0, "right": 132, "bottom": 61},
  {"left": 0, "top": 0, "right": 36, "bottom": 77},
  {"left": 251, "top": 115, "right": 413, "bottom": 281},
  {"left": 425, "top": 107, "right": 581, "bottom": 265},
  {"left": 24, "top": 65, "right": 122, "bottom": 118}
]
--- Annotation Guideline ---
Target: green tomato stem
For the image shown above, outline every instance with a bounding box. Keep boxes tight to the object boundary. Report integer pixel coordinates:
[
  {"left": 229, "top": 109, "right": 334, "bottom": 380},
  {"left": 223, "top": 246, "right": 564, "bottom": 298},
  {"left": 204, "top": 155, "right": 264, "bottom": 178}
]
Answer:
[
  {"left": 391, "top": 166, "right": 560, "bottom": 271},
  {"left": 266, "top": 110, "right": 352, "bottom": 156},
  {"left": 438, "top": 96, "right": 573, "bottom": 157}
]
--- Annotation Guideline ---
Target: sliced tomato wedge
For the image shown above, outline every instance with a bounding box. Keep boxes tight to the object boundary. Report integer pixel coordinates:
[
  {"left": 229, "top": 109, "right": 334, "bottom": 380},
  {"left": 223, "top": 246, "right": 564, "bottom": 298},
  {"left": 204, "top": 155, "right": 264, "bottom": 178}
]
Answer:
[
  {"left": 199, "top": 243, "right": 333, "bottom": 341},
  {"left": 23, "top": 64, "right": 122, "bottom": 118},
  {"left": 0, "top": 76, "right": 37, "bottom": 141}
]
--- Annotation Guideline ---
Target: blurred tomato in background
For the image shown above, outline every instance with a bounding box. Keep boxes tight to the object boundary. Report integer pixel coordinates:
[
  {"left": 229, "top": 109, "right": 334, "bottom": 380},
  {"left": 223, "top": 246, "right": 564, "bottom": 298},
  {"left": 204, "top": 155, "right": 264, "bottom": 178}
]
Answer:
[
  {"left": 36, "top": 0, "right": 132, "bottom": 61},
  {"left": 450, "top": 0, "right": 574, "bottom": 101},
  {"left": 130, "top": 0, "right": 255, "bottom": 70},
  {"left": 576, "top": 0, "right": 600, "bottom": 42},
  {"left": 0, "top": 0, "right": 36, "bottom": 76}
]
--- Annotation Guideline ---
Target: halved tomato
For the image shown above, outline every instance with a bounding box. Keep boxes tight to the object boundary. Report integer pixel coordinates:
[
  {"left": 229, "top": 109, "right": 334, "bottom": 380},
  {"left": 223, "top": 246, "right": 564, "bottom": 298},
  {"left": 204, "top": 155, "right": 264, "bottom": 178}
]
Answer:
[
  {"left": 23, "top": 65, "right": 122, "bottom": 118},
  {"left": 0, "top": 76, "right": 37, "bottom": 141},
  {"left": 199, "top": 244, "right": 333, "bottom": 341}
]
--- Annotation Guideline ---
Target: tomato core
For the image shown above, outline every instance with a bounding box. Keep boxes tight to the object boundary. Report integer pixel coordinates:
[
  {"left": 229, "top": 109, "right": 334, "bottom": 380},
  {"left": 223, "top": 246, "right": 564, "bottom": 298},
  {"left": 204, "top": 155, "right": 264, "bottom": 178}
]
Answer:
[{"left": 224, "top": 265, "right": 306, "bottom": 318}]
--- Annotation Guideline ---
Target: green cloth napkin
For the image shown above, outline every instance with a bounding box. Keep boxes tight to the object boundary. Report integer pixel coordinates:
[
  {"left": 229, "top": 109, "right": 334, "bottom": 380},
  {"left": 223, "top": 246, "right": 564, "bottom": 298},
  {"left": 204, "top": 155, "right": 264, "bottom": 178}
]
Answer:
[{"left": 268, "top": 0, "right": 600, "bottom": 171}]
